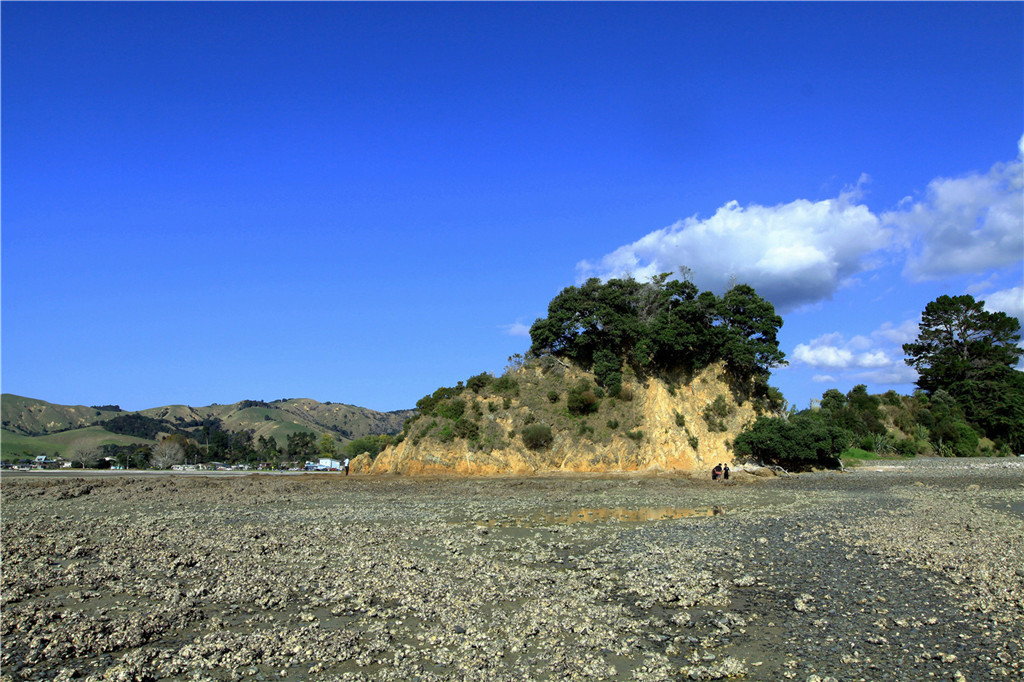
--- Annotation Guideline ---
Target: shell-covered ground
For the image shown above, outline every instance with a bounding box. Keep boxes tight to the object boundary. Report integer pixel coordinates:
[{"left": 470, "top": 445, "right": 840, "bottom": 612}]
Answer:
[{"left": 2, "top": 459, "right": 1022, "bottom": 681}]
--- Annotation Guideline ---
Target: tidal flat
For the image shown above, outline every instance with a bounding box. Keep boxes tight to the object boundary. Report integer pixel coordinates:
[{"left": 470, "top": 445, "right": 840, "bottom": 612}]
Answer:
[{"left": 2, "top": 459, "right": 1022, "bottom": 681}]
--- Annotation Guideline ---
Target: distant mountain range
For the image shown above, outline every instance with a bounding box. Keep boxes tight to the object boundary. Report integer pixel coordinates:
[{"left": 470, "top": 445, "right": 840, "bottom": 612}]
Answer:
[{"left": 0, "top": 394, "right": 415, "bottom": 459}]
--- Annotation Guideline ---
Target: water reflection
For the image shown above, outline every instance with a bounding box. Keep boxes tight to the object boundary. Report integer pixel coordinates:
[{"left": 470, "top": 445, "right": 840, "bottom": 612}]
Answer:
[{"left": 480, "top": 506, "right": 725, "bottom": 527}]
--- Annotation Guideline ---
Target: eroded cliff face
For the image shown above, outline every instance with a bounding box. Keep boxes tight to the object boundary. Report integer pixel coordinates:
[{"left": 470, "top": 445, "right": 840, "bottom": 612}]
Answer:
[{"left": 365, "top": 363, "right": 759, "bottom": 476}]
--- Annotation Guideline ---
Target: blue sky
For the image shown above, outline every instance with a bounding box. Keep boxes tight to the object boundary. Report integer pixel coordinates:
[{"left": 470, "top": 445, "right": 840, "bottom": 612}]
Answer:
[{"left": 3, "top": 2, "right": 1022, "bottom": 413}]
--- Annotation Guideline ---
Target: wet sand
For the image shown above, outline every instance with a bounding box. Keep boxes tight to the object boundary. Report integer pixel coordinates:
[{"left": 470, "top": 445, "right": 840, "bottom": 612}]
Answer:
[{"left": 2, "top": 458, "right": 1022, "bottom": 680}]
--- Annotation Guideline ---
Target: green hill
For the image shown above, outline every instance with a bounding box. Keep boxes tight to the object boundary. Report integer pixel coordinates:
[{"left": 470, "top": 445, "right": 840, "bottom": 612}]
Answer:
[{"left": 0, "top": 394, "right": 414, "bottom": 461}]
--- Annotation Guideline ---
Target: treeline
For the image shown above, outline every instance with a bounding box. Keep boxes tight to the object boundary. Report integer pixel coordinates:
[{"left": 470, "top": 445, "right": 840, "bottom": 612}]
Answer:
[{"left": 736, "top": 294, "right": 1022, "bottom": 470}]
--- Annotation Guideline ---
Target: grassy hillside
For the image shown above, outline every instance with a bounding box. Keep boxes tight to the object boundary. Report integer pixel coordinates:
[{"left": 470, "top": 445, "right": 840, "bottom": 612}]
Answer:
[
  {"left": 1, "top": 395, "right": 125, "bottom": 436},
  {"left": 0, "top": 427, "right": 152, "bottom": 459},
  {"left": 1, "top": 394, "right": 414, "bottom": 461}
]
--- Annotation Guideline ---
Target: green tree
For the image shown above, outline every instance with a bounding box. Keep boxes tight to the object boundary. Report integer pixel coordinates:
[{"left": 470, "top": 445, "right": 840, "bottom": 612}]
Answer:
[
  {"left": 344, "top": 434, "right": 392, "bottom": 459},
  {"left": 713, "top": 284, "right": 787, "bottom": 380},
  {"left": 257, "top": 435, "right": 280, "bottom": 464},
  {"left": 820, "top": 388, "right": 847, "bottom": 413},
  {"left": 904, "top": 294, "right": 1021, "bottom": 390},
  {"left": 529, "top": 275, "right": 785, "bottom": 385},
  {"left": 286, "top": 432, "right": 317, "bottom": 461},
  {"left": 903, "top": 294, "right": 1023, "bottom": 449},
  {"left": 318, "top": 433, "right": 337, "bottom": 457}
]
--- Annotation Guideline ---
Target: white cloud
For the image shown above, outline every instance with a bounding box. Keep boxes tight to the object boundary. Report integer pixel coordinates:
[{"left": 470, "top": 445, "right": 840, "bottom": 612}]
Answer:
[
  {"left": 793, "top": 342, "right": 855, "bottom": 369},
  {"left": 791, "top": 320, "right": 923, "bottom": 391},
  {"left": 577, "top": 194, "right": 889, "bottom": 312},
  {"left": 500, "top": 322, "right": 531, "bottom": 337},
  {"left": 983, "top": 286, "right": 1024, "bottom": 366},
  {"left": 856, "top": 365, "right": 919, "bottom": 386},
  {"left": 982, "top": 285, "right": 1024, "bottom": 323},
  {"left": 576, "top": 136, "right": 1022, "bottom": 315},
  {"left": 792, "top": 332, "right": 897, "bottom": 371},
  {"left": 858, "top": 351, "right": 892, "bottom": 368},
  {"left": 872, "top": 319, "right": 918, "bottom": 345},
  {"left": 886, "top": 141, "right": 1024, "bottom": 281}
]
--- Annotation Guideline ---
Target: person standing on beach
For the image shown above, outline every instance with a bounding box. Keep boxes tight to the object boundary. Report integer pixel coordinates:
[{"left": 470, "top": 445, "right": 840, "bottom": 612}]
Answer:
[
  {"left": 723, "top": 464, "right": 730, "bottom": 480},
  {"left": 343, "top": 458, "right": 350, "bottom": 476}
]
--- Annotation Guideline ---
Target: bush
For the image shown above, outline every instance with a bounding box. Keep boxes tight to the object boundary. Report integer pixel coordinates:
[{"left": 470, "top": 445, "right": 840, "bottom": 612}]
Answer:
[
  {"left": 606, "top": 419, "right": 620, "bottom": 430},
  {"left": 606, "top": 380, "right": 622, "bottom": 398},
  {"left": 568, "top": 380, "right": 601, "bottom": 416},
  {"left": 521, "top": 424, "right": 554, "bottom": 450},
  {"left": 438, "top": 425, "right": 454, "bottom": 443},
  {"left": 415, "top": 395, "right": 439, "bottom": 415},
  {"left": 491, "top": 376, "right": 520, "bottom": 395},
  {"left": 703, "top": 395, "right": 731, "bottom": 432},
  {"left": 547, "top": 390, "right": 560, "bottom": 403},
  {"left": 674, "top": 411, "right": 686, "bottom": 428},
  {"left": 452, "top": 418, "right": 480, "bottom": 441},
  {"left": 344, "top": 435, "right": 392, "bottom": 459},
  {"left": 734, "top": 411, "right": 846, "bottom": 470},
  {"left": 437, "top": 399, "right": 466, "bottom": 421},
  {"left": 626, "top": 430, "right": 643, "bottom": 442},
  {"left": 931, "top": 418, "right": 979, "bottom": 457},
  {"left": 893, "top": 410, "right": 915, "bottom": 434},
  {"left": 467, "top": 373, "right": 493, "bottom": 393},
  {"left": 893, "top": 438, "right": 917, "bottom": 458}
]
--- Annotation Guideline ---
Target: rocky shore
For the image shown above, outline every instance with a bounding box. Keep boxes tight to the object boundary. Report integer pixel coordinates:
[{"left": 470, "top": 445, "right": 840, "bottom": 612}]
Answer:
[{"left": 2, "top": 458, "right": 1022, "bottom": 681}]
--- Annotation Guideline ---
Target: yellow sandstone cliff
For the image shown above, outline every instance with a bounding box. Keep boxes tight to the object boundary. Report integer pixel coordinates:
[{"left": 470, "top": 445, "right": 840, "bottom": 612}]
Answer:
[{"left": 362, "top": 362, "right": 759, "bottom": 476}]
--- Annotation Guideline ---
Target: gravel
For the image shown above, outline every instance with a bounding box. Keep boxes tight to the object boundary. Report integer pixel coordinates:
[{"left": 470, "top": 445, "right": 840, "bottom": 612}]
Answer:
[{"left": 2, "top": 458, "right": 1022, "bottom": 681}]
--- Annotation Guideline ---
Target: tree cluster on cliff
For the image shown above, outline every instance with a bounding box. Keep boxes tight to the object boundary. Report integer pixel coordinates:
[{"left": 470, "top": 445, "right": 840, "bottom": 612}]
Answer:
[{"left": 528, "top": 274, "right": 786, "bottom": 396}]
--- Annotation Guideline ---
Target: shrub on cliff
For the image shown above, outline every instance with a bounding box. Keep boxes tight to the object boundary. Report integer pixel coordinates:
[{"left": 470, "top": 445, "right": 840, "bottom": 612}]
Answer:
[
  {"left": 521, "top": 424, "right": 554, "bottom": 449},
  {"left": 567, "top": 380, "right": 601, "bottom": 416}
]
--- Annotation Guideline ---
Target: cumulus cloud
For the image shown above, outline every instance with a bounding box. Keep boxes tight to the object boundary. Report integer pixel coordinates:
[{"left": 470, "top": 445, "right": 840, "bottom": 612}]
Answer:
[
  {"left": 982, "top": 285, "right": 1024, "bottom": 324},
  {"left": 887, "top": 138, "right": 1024, "bottom": 281},
  {"left": 791, "top": 322, "right": 921, "bottom": 388},
  {"left": 577, "top": 189, "right": 889, "bottom": 312},
  {"left": 792, "top": 333, "right": 896, "bottom": 371},
  {"left": 577, "top": 137, "right": 1021, "bottom": 313},
  {"left": 982, "top": 285, "right": 1024, "bottom": 366}
]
